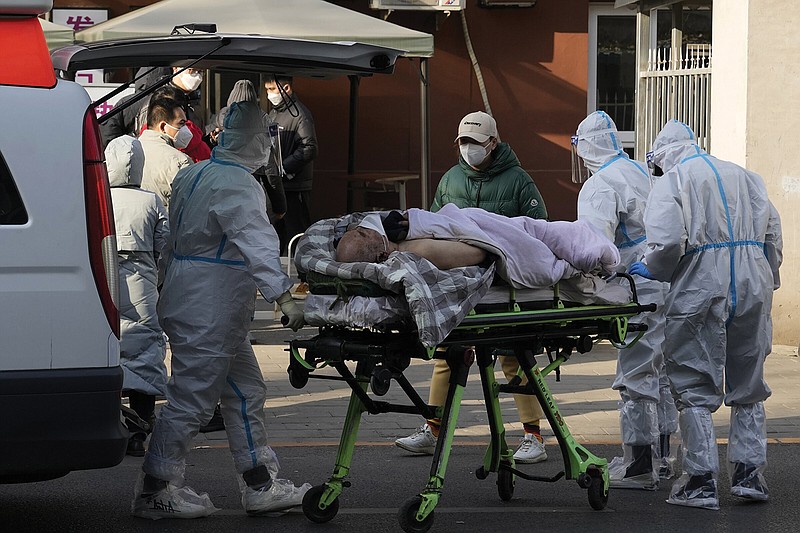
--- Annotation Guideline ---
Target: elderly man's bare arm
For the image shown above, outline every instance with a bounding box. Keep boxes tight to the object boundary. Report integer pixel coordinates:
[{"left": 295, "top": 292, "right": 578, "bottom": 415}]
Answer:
[{"left": 399, "top": 239, "right": 486, "bottom": 270}]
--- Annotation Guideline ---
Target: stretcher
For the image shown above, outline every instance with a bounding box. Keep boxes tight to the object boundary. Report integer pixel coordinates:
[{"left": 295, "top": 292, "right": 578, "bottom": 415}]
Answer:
[{"left": 287, "top": 272, "right": 655, "bottom": 533}]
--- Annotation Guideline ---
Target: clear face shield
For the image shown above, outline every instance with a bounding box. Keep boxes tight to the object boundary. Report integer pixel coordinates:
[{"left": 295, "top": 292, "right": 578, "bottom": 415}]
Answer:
[
  {"left": 645, "top": 149, "right": 664, "bottom": 187},
  {"left": 570, "top": 134, "right": 591, "bottom": 184}
]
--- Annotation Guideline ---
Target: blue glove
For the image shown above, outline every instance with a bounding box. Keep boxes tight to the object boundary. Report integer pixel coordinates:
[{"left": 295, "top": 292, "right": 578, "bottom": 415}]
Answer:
[{"left": 628, "top": 261, "right": 655, "bottom": 280}]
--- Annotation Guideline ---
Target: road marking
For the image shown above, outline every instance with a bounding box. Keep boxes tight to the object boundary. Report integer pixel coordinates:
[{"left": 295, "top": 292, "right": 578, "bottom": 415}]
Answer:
[
  {"left": 212, "top": 506, "right": 609, "bottom": 516},
  {"left": 194, "top": 437, "right": 793, "bottom": 449}
]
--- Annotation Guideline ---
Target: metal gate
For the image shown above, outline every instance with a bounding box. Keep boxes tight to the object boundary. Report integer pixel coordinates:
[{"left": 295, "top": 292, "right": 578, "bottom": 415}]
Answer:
[{"left": 640, "top": 43, "right": 712, "bottom": 152}]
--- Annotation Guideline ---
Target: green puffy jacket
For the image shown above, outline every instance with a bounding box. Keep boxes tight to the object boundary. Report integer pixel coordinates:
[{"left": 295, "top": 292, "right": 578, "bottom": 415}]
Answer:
[{"left": 431, "top": 142, "right": 548, "bottom": 219}]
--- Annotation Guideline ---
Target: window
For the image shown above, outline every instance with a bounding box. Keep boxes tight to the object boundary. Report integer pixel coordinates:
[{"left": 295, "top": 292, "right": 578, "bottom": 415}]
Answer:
[
  {"left": 588, "top": 5, "right": 637, "bottom": 149},
  {"left": 588, "top": 4, "right": 712, "bottom": 153},
  {"left": 654, "top": 7, "right": 712, "bottom": 61},
  {"left": 0, "top": 151, "right": 28, "bottom": 224}
]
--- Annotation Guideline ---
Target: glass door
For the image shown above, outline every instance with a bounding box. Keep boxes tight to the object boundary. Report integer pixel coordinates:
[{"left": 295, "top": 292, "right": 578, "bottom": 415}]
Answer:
[{"left": 588, "top": 4, "right": 637, "bottom": 151}]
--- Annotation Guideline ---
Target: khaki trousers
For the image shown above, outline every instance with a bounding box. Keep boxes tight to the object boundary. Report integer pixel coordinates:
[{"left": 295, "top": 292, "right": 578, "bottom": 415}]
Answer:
[{"left": 427, "top": 355, "right": 544, "bottom": 424}]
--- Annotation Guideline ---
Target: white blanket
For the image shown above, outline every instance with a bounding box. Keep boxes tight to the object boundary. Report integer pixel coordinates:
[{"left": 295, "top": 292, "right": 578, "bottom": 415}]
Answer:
[{"left": 407, "top": 204, "right": 620, "bottom": 289}]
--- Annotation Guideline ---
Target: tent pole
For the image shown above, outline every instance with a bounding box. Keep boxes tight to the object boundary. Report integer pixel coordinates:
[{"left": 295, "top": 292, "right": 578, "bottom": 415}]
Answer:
[
  {"left": 420, "top": 57, "right": 430, "bottom": 209},
  {"left": 347, "top": 75, "right": 360, "bottom": 175}
]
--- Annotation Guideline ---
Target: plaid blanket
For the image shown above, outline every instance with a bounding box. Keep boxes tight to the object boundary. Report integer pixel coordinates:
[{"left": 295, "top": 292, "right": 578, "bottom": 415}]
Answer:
[{"left": 294, "top": 212, "right": 494, "bottom": 348}]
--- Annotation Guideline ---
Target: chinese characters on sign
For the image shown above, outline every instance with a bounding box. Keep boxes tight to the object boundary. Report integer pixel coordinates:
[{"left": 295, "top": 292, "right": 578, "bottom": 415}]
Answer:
[
  {"left": 84, "top": 85, "right": 135, "bottom": 120},
  {"left": 51, "top": 9, "right": 109, "bottom": 31},
  {"left": 52, "top": 9, "right": 110, "bottom": 84}
]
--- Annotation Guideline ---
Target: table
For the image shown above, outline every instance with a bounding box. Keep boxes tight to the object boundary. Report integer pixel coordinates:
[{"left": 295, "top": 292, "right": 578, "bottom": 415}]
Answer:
[{"left": 335, "top": 172, "right": 420, "bottom": 212}]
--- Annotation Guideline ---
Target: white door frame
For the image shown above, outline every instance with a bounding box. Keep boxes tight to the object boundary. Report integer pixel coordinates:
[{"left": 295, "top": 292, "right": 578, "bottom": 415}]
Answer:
[{"left": 588, "top": 3, "right": 648, "bottom": 148}]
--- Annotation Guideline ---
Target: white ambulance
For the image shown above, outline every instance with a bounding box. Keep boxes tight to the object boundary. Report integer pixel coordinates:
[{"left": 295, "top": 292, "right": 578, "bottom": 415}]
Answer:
[
  {"left": 1, "top": 0, "right": 400, "bottom": 483},
  {"left": 0, "top": 1, "right": 126, "bottom": 482}
]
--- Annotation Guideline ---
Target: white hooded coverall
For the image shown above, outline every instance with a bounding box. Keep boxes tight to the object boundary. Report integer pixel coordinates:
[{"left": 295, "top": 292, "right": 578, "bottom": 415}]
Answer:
[
  {"left": 143, "top": 101, "right": 292, "bottom": 483},
  {"left": 643, "top": 120, "right": 782, "bottom": 506},
  {"left": 106, "top": 135, "right": 169, "bottom": 397},
  {"left": 575, "top": 111, "right": 675, "bottom": 487}
]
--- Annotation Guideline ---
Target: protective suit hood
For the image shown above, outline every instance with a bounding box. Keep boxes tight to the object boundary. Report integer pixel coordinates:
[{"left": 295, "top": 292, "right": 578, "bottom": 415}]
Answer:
[
  {"left": 227, "top": 79, "right": 258, "bottom": 106},
  {"left": 105, "top": 135, "right": 144, "bottom": 187},
  {"left": 650, "top": 120, "right": 703, "bottom": 174},
  {"left": 213, "top": 101, "right": 270, "bottom": 173},
  {"left": 575, "top": 111, "right": 626, "bottom": 173}
]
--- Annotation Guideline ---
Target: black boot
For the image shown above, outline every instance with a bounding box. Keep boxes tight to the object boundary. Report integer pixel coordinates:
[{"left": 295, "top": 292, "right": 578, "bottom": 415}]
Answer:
[
  {"left": 669, "top": 472, "right": 718, "bottom": 508},
  {"left": 199, "top": 404, "right": 225, "bottom": 433},
  {"left": 625, "top": 445, "right": 653, "bottom": 478},
  {"left": 243, "top": 464, "right": 273, "bottom": 491},
  {"left": 658, "top": 434, "right": 674, "bottom": 478},
  {"left": 730, "top": 462, "right": 768, "bottom": 501},
  {"left": 610, "top": 445, "right": 658, "bottom": 490},
  {"left": 141, "top": 473, "right": 168, "bottom": 496},
  {"left": 126, "top": 432, "right": 147, "bottom": 457}
]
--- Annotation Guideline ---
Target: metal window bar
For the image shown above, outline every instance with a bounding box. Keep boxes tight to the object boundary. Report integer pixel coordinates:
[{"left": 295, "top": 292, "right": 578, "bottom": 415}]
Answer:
[{"left": 641, "top": 44, "right": 712, "bottom": 153}]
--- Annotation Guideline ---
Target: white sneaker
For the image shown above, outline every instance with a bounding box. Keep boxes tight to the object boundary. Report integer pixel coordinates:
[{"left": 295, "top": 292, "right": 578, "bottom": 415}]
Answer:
[
  {"left": 243, "top": 479, "right": 312, "bottom": 515},
  {"left": 395, "top": 424, "right": 437, "bottom": 455},
  {"left": 513, "top": 433, "right": 547, "bottom": 464},
  {"left": 132, "top": 485, "right": 219, "bottom": 520}
]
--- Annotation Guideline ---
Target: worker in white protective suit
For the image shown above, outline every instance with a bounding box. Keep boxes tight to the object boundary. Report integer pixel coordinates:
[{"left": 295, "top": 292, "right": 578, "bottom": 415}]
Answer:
[
  {"left": 106, "top": 135, "right": 170, "bottom": 457},
  {"left": 573, "top": 111, "right": 678, "bottom": 491},
  {"left": 629, "top": 119, "right": 782, "bottom": 509},
  {"left": 133, "top": 101, "right": 309, "bottom": 520}
]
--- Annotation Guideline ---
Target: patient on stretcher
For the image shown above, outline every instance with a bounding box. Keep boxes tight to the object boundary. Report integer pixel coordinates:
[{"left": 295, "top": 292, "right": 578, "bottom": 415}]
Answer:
[
  {"left": 295, "top": 204, "right": 630, "bottom": 347},
  {"left": 336, "top": 218, "right": 488, "bottom": 270},
  {"left": 335, "top": 203, "right": 619, "bottom": 288}
]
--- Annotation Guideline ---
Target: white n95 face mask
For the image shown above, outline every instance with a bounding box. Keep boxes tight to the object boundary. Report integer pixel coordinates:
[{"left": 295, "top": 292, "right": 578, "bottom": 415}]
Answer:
[
  {"left": 460, "top": 143, "right": 489, "bottom": 168},
  {"left": 178, "top": 71, "right": 203, "bottom": 92},
  {"left": 170, "top": 125, "right": 193, "bottom": 149},
  {"left": 267, "top": 92, "right": 284, "bottom": 106}
]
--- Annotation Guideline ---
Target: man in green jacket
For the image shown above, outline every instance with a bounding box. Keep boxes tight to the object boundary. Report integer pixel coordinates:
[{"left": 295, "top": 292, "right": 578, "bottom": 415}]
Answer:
[
  {"left": 396, "top": 111, "right": 550, "bottom": 464},
  {"left": 431, "top": 111, "right": 547, "bottom": 219}
]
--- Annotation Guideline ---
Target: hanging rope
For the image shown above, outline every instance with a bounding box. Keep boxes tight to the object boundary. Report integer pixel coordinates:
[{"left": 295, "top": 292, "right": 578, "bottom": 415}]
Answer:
[{"left": 460, "top": 10, "right": 492, "bottom": 115}]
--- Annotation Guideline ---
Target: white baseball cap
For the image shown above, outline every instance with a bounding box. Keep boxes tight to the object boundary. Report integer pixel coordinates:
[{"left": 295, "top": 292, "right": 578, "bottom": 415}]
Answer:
[{"left": 455, "top": 111, "right": 498, "bottom": 143}]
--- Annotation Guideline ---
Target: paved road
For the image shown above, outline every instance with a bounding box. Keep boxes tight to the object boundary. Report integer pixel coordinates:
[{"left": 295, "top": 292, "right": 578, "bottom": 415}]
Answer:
[
  {"left": 2, "top": 444, "right": 798, "bottom": 532},
  {"left": 3, "top": 311, "right": 798, "bottom": 532}
]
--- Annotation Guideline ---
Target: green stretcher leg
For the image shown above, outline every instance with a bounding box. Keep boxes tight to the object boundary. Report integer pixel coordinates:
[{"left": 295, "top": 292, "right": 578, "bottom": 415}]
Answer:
[
  {"left": 478, "top": 348, "right": 514, "bottom": 476},
  {"left": 528, "top": 362, "right": 609, "bottom": 498},
  {"left": 314, "top": 378, "right": 368, "bottom": 511},
  {"left": 406, "top": 348, "right": 471, "bottom": 526}
]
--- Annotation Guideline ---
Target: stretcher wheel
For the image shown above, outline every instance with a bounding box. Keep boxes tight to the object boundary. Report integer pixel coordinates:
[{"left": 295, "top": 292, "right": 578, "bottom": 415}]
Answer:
[
  {"left": 302, "top": 484, "right": 339, "bottom": 523},
  {"left": 497, "top": 467, "right": 515, "bottom": 501},
  {"left": 398, "top": 496, "right": 434, "bottom": 533},
  {"left": 370, "top": 368, "right": 392, "bottom": 396},
  {"left": 288, "top": 366, "right": 309, "bottom": 389},
  {"left": 587, "top": 475, "right": 608, "bottom": 511}
]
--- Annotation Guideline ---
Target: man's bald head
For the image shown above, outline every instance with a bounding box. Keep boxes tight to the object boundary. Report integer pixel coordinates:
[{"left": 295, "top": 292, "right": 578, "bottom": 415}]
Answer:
[{"left": 336, "top": 227, "right": 388, "bottom": 263}]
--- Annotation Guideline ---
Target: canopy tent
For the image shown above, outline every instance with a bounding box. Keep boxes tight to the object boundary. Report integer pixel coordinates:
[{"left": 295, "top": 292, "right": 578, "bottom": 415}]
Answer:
[
  {"left": 74, "top": 0, "right": 433, "bottom": 57},
  {"left": 75, "top": 0, "right": 435, "bottom": 207},
  {"left": 39, "top": 18, "right": 74, "bottom": 50}
]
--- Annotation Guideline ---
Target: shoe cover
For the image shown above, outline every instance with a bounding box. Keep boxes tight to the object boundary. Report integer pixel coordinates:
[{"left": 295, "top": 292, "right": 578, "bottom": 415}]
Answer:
[
  {"left": 657, "top": 386, "right": 679, "bottom": 435},
  {"left": 658, "top": 436, "right": 677, "bottom": 480},
  {"left": 677, "top": 407, "right": 719, "bottom": 476},
  {"left": 667, "top": 407, "right": 719, "bottom": 510},
  {"left": 729, "top": 462, "right": 769, "bottom": 501},
  {"left": 242, "top": 479, "right": 312, "bottom": 515},
  {"left": 657, "top": 386, "right": 680, "bottom": 479},
  {"left": 667, "top": 473, "right": 719, "bottom": 510},
  {"left": 619, "top": 400, "right": 659, "bottom": 446},
  {"left": 233, "top": 447, "right": 280, "bottom": 480},
  {"left": 609, "top": 400, "right": 658, "bottom": 489},
  {"left": 132, "top": 480, "right": 219, "bottom": 520},
  {"left": 609, "top": 445, "right": 658, "bottom": 490},
  {"left": 728, "top": 403, "right": 767, "bottom": 469}
]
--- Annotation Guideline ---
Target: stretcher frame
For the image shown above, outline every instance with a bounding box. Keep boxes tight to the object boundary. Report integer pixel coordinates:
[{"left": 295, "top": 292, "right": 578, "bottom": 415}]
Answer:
[{"left": 287, "top": 274, "right": 655, "bottom": 533}]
